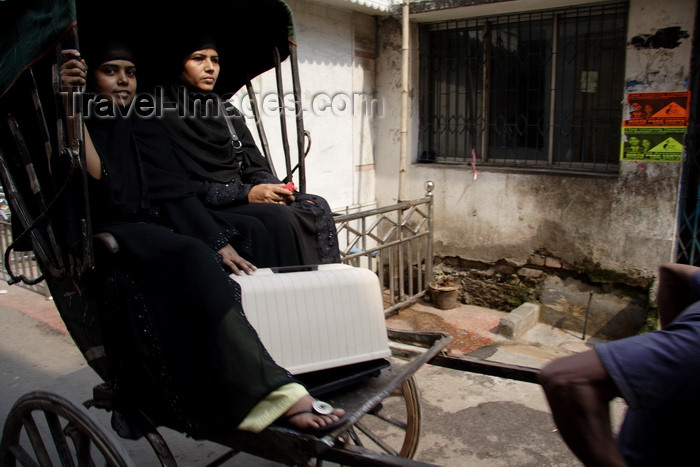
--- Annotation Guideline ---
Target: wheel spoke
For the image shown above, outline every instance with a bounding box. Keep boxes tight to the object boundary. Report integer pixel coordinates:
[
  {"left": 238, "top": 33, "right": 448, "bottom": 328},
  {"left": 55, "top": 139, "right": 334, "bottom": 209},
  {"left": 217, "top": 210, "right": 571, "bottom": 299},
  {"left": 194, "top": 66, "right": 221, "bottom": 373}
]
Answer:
[
  {"left": 8, "top": 443, "right": 40, "bottom": 467},
  {"left": 344, "top": 376, "right": 422, "bottom": 460},
  {"left": 353, "top": 421, "right": 399, "bottom": 457},
  {"left": 44, "top": 411, "right": 77, "bottom": 467},
  {"left": 0, "top": 392, "right": 135, "bottom": 467},
  {"left": 370, "top": 406, "right": 408, "bottom": 430},
  {"left": 66, "top": 426, "right": 97, "bottom": 467},
  {"left": 345, "top": 427, "right": 364, "bottom": 448},
  {"left": 21, "top": 413, "right": 53, "bottom": 466}
]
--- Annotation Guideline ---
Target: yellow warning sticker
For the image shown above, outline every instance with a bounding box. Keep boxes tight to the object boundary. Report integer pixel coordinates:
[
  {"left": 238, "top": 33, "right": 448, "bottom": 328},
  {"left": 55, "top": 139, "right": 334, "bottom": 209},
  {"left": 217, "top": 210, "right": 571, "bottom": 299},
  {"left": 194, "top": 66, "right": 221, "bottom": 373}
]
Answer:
[{"left": 621, "top": 127, "right": 687, "bottom": 162}]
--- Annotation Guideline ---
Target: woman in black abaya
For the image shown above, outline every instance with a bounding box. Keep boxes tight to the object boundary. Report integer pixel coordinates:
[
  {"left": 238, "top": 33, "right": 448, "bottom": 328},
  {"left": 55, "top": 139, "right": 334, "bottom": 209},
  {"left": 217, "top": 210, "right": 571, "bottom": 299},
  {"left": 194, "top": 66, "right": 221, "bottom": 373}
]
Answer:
[
  {"left": 60, "top": 41, "right": 344, "bottom": 438},
  {"left": 157, "top": 35, "right": 341, "bottom": 267}
]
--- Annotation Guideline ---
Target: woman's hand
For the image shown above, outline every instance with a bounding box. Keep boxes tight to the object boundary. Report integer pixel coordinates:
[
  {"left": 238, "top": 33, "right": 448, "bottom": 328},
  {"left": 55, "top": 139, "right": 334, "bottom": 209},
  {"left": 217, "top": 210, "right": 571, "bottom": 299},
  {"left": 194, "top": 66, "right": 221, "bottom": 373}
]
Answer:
[
  {"left": 248, "top": 184, "right": 295, "bottom": 204},
  {"left": 60, "top": 49, "right": 87, "bottom": 92},
  {"left": 59, "top": 50, "right": 102, "bottom": 179},
  {"left": 218, "top": 244, "right": 256, "bottom": 275}
]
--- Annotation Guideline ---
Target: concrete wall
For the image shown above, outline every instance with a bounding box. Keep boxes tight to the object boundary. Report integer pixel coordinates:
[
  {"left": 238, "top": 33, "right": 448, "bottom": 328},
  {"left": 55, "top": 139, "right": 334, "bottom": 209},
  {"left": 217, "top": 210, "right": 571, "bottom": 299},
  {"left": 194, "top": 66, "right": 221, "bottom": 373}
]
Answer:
[
  {"left": 233, "top": 0, "right": 696, "bottom": 334},
  {"left": 236, "top": 0, "right": 382, "bottom": 212},
  {"left": 374, "top": 0, "right": 696, "bottom": 286}
]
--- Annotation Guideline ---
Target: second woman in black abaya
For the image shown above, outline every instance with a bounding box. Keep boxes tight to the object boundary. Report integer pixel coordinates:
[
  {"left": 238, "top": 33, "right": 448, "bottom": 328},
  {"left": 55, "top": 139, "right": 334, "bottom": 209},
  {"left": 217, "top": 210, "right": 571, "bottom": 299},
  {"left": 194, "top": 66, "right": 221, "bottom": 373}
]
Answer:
[{"left": 157, "top": 37, "right": 341, "bottom": 267}]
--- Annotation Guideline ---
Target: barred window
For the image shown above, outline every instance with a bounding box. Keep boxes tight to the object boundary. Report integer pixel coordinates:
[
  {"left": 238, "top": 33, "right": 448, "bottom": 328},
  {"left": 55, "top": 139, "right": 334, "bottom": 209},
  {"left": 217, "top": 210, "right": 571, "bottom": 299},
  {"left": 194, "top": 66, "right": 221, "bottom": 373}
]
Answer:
[{"left": 418, "top": 2, "right": 628, "bottom": 173}]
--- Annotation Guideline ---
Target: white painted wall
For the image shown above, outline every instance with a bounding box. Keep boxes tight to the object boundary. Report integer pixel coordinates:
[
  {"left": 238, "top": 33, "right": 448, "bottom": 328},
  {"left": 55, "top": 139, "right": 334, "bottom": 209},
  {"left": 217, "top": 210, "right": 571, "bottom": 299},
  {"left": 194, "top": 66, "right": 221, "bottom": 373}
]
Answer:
[
  {"left": 235, "top": 0, "right": 696, "bottom": 283},
  {"left": 625, "top": 0, "right": 695, "bottom": 93},
  {"left": 235, "top": 0, "right": 382, "bottom": 212}
]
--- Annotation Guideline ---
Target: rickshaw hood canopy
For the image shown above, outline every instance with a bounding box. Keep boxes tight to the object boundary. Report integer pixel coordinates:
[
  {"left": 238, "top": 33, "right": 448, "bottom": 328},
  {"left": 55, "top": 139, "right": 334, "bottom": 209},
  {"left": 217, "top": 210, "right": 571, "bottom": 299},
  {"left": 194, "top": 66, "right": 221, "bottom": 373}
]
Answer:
[
  {"left": 0, "top": 0, "right": 296, "bottom": 98},
  {"left": 0, "top": 0, "right": 76, "bottom": 99}
]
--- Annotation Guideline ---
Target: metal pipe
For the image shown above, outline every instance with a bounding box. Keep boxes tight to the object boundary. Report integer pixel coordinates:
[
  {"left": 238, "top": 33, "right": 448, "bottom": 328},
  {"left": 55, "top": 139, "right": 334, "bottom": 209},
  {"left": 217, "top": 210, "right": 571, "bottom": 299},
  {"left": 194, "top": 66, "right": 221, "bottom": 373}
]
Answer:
[
  {"left": 425, "top": 180, "right": 434, "bottom": 285},
  {"left": 582, "top": 292, "right": 593, "bottom": 340},
  {"left": 272, "top": 48, "right": 293, "bottom": 182},
  {"left": 399, "top": 1, "right": 409, "bottom": 202},
  {"left": 245, "top": 80, "right": 278, "bottom": 179},
  {"left": 289, "top": 43, "right": 307, "bottom": 193}
]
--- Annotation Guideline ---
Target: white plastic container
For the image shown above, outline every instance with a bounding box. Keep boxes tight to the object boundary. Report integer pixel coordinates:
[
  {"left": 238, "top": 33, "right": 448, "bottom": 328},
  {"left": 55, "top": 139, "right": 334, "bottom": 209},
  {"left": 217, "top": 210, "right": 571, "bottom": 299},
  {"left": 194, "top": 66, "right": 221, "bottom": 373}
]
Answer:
[{"left": 231, "top": 264, "right": 390, "bottom": 375}]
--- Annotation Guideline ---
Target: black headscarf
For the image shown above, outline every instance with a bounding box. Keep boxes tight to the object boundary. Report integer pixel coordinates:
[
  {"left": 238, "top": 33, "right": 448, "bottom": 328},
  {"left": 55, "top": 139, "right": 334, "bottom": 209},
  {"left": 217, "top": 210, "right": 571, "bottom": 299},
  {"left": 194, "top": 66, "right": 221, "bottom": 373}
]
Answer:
[
  {"left": 85, "top": 37, "right": 135, "bottom": 68},
  {"left": 86, "top": 113, "right": 150, "bottom": 226},
  {"left": 159, "top": 81, "right": 240, "bottom": 183},
  {"left": 81, "top": 38, "right": 147, "bottom": 223},
  {"left": 83, "top": 37, "right": 137, "bottom": 93},
  {"left": 83, "top": 39, "right": 199, "bottom": 224},
  {"left": 165, "top": 33, "right": 220, "bottom": 87},
  {"left": 158, "top": 33, "right": 278, "bottom": 186},
  {"left": 157, "top": 33, "right": 239, "bottom": 183},
  {"left": 176, "top": 34, "right": 218, "bottom": 65}
]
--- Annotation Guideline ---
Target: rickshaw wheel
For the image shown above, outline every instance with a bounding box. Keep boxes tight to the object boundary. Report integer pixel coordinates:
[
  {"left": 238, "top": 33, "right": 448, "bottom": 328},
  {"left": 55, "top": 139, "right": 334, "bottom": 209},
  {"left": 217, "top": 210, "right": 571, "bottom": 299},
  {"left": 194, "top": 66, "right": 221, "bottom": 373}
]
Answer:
[
  {"left": 0, "top": 391, "right": 134, "bottom": 467},
  {"left": 339, "top": 375, "right": 422, "bottom": 460}
]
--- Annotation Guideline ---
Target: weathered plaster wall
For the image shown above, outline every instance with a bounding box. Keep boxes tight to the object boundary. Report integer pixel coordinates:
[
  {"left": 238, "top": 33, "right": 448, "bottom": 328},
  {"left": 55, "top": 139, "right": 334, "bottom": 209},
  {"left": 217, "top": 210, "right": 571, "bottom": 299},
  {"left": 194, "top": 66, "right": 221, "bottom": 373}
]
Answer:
[
  {"left": 226, "top": 0, "right": 695, "bottom": 335},
  {"left": 224, "top": 0, "right": 694, "bottom": 334},
  {"left": 419, "top": 164, "right": 681, "bottom": 278},
  {"left": 625, "top": 0, "right": 694, "bottom": 93},
  {"left": 375, "top": 0, "right": 696, "bottom": 287},
  {"left": 237, "top": 0, "right": 380, "bottom": 212}
]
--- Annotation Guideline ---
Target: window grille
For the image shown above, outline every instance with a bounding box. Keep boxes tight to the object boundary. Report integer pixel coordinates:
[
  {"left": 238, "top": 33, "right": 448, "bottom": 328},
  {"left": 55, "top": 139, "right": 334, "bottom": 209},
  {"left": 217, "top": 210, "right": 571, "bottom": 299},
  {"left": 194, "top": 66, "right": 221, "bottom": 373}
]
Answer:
[{"left": 418, "top": 2, "right": 628, "bottom": 173}]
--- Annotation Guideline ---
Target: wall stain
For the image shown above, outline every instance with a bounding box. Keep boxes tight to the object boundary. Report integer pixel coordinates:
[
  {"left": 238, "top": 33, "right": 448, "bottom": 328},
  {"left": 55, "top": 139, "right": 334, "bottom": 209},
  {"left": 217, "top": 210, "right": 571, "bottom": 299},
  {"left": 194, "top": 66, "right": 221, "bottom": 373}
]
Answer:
[{"left": 630, "top": 26, "right": 690, "bottom": 49}]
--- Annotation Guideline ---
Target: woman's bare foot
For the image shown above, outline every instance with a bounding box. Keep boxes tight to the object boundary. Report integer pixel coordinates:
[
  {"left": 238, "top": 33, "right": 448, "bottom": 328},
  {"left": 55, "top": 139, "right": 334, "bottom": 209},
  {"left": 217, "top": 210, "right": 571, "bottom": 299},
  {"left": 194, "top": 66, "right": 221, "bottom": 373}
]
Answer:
[{"left": 282, "top": 395, "right": 346, "bottom": 431}]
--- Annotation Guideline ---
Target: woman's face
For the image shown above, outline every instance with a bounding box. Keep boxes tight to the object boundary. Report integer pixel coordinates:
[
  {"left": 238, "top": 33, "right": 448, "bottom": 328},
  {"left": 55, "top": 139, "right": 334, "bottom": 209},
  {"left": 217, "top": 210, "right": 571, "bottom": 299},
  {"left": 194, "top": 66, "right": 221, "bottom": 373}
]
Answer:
[
  {"left": 181, "top": 49, "right": 220, "bottom": 92},
  {"left": 93, "top": 59, "right": 137, "bottom": 106}
]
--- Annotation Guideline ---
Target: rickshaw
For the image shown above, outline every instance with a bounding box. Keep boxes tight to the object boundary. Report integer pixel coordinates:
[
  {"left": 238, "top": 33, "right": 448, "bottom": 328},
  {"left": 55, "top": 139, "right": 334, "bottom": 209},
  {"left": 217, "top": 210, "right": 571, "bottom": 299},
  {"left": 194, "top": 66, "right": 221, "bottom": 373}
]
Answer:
[{"left": 0, "top": 1, "right": 455, "bottom": 465}]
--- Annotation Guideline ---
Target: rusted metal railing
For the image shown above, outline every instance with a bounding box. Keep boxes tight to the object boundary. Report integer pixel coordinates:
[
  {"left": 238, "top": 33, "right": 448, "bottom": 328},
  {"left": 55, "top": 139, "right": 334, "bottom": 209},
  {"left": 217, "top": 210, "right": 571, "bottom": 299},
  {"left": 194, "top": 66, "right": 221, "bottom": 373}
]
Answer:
[
  {"left": 335, "top": 182, "right": 434, "bottom": 316},
  {"left": 2, "top": 181, "right": 436, "bottom": 309}
]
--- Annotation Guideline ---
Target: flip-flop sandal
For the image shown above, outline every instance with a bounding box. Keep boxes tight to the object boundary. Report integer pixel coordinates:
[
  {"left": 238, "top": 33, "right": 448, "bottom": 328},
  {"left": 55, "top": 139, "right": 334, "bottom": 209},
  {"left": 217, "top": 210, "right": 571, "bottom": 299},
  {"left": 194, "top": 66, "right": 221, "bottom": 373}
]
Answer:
[{"left": 276, "top": 400, "right": 349, "bottom": 435}]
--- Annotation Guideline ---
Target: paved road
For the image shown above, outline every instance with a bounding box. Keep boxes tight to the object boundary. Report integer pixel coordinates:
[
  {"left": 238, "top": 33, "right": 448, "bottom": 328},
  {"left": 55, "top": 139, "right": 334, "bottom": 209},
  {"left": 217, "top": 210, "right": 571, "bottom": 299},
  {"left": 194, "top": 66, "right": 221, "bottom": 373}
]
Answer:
[{"left": 1, "top": 285, "right": 619, "bottom": 466}]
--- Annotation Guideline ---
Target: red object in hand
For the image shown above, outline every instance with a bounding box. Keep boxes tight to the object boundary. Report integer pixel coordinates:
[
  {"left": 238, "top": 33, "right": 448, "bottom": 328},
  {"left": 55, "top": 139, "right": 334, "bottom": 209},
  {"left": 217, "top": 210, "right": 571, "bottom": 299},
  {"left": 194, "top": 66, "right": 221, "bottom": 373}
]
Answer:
[{"left": 283, "top": 182, "right": 296, "bottom": 192}]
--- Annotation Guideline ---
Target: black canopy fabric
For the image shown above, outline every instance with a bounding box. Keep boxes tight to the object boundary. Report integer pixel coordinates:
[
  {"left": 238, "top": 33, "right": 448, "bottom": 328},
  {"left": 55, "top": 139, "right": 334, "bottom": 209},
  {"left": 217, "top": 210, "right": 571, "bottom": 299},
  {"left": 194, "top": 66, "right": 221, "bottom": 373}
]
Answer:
[
  {"left": 0, "top": 0, "right": 77, "bottom": 99},
  {"left": 75, "top": 0, "right": 296, "bottom": 95},
  {"left": 0, "top": 0, "right": 295, "bottom": 98}
]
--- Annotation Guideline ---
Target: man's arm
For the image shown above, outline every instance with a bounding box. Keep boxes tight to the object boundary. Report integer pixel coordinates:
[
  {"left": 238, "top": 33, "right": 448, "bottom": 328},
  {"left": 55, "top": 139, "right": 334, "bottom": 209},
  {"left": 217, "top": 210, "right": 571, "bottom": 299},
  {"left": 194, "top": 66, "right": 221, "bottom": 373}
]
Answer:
[{"left": 539, "top": 350, "right": 625, "bottom": 467}]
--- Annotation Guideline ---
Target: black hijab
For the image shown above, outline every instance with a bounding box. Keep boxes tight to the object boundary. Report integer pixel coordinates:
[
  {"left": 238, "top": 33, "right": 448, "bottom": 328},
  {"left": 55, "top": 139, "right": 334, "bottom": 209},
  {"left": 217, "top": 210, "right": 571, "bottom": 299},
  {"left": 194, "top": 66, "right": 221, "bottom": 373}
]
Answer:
[
  {"left": 156, "top": 34, "right": 229, "bottom": 182},
  {"left": 84, "top": 39, "right": 197, "bottom": 224},
  {"left": 83, "top": 37, "right": 136, "bottom": 93},
  {"left": 86, "top": 112, "right": 150, "bottom": 226},
  {"left": 81, "top": 38, "right": 147, "bottom": 222},
  {"left": 160, "top": 80, "right": 241, "bottom": 183},
  {"left": 158, "top": 34, "right": 279, "bottom": 186}
]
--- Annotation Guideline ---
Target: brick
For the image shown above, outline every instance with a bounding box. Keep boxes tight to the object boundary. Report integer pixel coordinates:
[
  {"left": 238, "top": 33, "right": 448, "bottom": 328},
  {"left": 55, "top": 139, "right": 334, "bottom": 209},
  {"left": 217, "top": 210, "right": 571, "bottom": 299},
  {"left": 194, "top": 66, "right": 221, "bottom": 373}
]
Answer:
[
  {"left": 498, "top": 302, "right": 540, "bottom": 339},
  {"left": 544, "top": 257, "right": 562, "bottom": 269}
]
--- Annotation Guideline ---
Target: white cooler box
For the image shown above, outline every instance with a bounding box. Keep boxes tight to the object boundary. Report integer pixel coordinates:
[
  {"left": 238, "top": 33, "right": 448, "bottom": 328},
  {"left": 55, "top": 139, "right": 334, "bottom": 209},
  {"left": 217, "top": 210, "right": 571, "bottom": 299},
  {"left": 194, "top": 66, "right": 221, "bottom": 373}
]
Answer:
[{"left": 231, "top": 263, "right": 391, "bottom": 375}]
